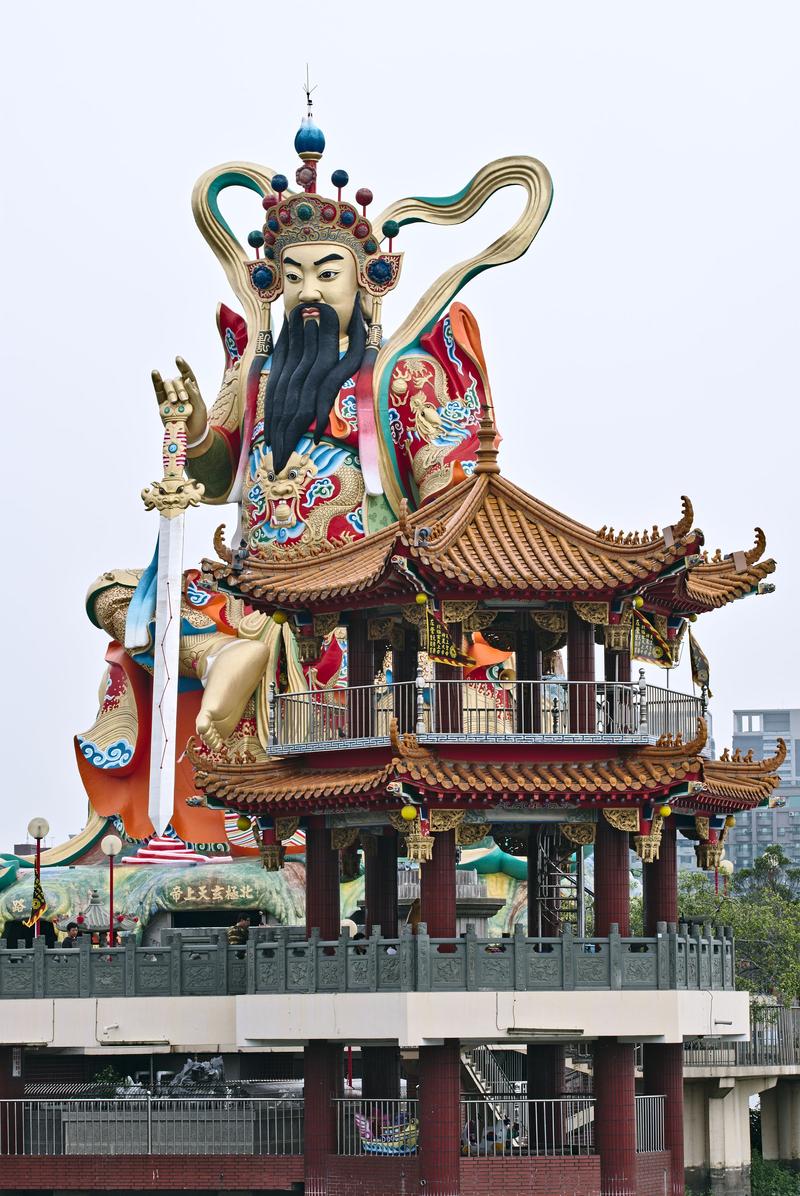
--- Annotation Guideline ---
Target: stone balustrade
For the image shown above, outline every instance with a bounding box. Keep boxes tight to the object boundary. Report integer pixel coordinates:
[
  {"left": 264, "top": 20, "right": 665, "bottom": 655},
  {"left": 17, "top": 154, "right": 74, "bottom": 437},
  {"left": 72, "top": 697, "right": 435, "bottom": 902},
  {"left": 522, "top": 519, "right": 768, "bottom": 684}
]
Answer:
[{"left": 0, "top": 922, "right": 734, "bottom": 1000}]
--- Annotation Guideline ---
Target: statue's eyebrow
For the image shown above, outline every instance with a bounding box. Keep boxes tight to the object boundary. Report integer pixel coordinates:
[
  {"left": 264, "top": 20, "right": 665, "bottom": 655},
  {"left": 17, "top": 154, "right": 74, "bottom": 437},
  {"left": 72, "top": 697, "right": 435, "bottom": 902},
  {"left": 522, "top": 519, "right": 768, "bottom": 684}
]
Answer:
[
  {"left": 314, "top": 253, "right": 344, "bottom": 266},
  {"left": 284, "top": 256, "right": 302, "bottom": 268}
]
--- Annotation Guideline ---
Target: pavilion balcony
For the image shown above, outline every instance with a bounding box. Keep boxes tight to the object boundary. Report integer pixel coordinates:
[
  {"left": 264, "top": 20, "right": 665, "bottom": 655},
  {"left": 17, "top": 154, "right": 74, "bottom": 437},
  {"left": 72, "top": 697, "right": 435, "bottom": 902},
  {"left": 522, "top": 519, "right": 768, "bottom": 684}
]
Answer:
[
  {"left": 0, "top": 922, "right": 734, "bottom": 1000},
  {"left": 269, "top": 675, "right": 705, "bottom": 754}
]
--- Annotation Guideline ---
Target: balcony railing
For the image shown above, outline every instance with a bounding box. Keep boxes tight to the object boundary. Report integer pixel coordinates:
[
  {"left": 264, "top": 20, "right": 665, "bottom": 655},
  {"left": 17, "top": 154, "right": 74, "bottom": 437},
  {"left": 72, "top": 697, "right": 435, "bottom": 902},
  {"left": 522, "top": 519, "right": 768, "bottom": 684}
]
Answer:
[
  {"left": 685, "top": 1005, "right": 800, "bottom": 1068},
  {"left": 0, "top": 1097, "right": 304, "bottom": 1156},
  {"left": 334, "top": 1095, "right": 664, "bottom": 1157},
  {"left": 270, "top": 676, "right": 704, "bottom": 753},
  {"left": 0, "top": 922, "right": 734, "bottom": 999}
]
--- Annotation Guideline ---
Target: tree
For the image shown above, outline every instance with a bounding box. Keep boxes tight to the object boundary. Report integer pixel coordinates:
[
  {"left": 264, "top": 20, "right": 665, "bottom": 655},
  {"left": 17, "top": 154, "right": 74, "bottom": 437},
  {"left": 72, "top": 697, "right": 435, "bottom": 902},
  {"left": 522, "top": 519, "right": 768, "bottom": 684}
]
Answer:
[{"left": 676, "top": 846, "right": 800, "bottom": 1002}]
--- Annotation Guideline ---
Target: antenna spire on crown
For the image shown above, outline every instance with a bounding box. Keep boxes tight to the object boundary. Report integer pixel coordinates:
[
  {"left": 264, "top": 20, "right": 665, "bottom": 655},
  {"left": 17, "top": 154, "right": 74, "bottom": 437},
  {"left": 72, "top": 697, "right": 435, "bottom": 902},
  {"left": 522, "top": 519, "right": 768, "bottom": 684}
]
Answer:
[{"left": 304, "top": 64, "right": 316, "bottom": 118}]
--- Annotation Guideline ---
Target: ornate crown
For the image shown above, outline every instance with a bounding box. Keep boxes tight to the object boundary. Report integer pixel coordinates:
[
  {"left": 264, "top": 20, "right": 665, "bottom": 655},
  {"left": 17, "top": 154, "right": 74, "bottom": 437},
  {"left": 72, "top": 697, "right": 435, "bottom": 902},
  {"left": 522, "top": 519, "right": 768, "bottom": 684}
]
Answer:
[{"left": 244, "top": 116, "right": 403, "bottom": 305}]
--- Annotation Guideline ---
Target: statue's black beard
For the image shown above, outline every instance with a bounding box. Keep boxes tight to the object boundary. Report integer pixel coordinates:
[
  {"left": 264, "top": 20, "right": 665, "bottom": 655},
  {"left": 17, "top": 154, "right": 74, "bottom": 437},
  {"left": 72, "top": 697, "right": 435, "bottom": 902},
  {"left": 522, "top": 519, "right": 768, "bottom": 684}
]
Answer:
[{"left": 263, "top": 296, "right": 368, "bottom": 474}]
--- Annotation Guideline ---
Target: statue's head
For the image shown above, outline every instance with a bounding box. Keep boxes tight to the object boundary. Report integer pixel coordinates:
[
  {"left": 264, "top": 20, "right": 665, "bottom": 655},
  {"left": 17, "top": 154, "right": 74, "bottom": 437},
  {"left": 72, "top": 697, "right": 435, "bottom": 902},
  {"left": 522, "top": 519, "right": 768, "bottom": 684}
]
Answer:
[{"left": 247, "top": 116, "right": 404, "bottom": 472}]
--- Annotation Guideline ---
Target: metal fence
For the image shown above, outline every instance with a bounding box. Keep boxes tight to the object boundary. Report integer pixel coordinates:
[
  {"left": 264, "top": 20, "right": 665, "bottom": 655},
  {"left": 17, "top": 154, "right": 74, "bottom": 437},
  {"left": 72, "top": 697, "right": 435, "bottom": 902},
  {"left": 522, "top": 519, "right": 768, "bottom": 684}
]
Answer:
[
  {"left": 685, "top": 1005, "right": 800, "bottom": 1068},
  {"left": 0, "top": 1097, "right": 304, "bottom": 1156},
  {"left": 271, "top": 677, "right": 704, "bottom": 752},
  {"left": 334, "top": 1098, "right": 419, "bottom": 1156},
  {"left": 635, "top": 1095, "right": 665, "bottom": 1153},
  {"left": 0, "top": 923, "right": 735, "bottom": 999},
  {"left": 460, "top": 1096, "right": 595, "bottom": 1157}
]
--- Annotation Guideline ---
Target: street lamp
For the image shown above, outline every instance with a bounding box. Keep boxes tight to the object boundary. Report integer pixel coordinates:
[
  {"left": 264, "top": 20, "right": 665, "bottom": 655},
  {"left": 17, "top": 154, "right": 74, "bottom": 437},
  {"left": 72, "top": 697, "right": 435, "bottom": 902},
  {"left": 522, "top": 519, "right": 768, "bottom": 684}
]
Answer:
[
  {"left": 27, "top": 817, "right": 50, "bottom": 939},
  {"left": 101, "top": 834, "right": 123, "bottom": 946}
]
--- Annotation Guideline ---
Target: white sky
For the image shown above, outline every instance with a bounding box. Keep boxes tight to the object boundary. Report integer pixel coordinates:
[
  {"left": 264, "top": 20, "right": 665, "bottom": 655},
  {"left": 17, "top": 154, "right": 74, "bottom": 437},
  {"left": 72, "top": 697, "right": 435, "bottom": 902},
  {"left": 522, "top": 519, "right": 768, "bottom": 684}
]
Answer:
[{"left": 1, "top": 1, "right": 797, "bottom": 849}]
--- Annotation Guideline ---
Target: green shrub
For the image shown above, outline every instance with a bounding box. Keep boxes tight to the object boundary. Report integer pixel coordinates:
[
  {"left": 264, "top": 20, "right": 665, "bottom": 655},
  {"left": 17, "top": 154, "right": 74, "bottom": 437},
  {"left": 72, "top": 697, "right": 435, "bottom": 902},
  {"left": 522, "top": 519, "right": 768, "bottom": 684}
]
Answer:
[{"left": 751, "top": 1152, "right": 800, "bottom": 1196}]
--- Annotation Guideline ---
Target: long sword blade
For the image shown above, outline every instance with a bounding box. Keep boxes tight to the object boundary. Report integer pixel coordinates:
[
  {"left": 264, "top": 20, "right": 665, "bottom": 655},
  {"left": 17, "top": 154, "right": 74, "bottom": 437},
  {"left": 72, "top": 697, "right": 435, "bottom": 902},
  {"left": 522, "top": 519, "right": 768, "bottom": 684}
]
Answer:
[{"left": 148, "top": 515, "right": 185, "bottom": 836}]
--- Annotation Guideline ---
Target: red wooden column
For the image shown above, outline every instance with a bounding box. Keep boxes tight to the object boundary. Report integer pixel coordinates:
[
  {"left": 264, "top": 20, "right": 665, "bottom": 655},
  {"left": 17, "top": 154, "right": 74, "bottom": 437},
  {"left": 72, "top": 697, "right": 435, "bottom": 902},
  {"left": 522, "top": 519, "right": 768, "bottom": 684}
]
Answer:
[
  {"left": 304, "top": 1041, "right": 343, "bottom": 1196},
  {"left": 421, "top": 829, "right": 457, "bottom": 937},
  {"left": 516, "top": 626, "right": 542, "bottom": 733},
  {"left": 594, "top": 814, "right": 631, "bottom": 936},
  {"left": 365, "top": 829, "right": 399, "bottom": 938},
  {"left": 362, "top": 828, "right": 401, "bottom": 1101},
  {"left": 643, "top": 819, "right": 678, "bottom": 935},
  {"left": 305, "top": 815, "right": 340, "bottom": 939},
  {"left": 434, "top": 620, "right": 463, "bottom": 734},
  {"left": 594, "top": 1039, "right": 638, "bottom": 1196},
  {"left": 347, "top": 615, "right": 379, "bottom": 738},
  {"left": 567, "top": 607, "right": 595, "bottom": 732},
  {"left": 0, "top": 1047, "right": 23, "bottom": 1154},
  {"left": 642, "top": 819, "right": 683, "bottom": 1194},
  {"left": 392, "top": 626, "right": 418, "bottom": 733},
  {"left": 418, "top": 1040, "right": 462, "bottom": 1196},
  {"left": 604, "top": 646, "right": 632, "bottom": 732},
  {"left": 643, "top": 1043, "right": 683, "bottom": 1196}
]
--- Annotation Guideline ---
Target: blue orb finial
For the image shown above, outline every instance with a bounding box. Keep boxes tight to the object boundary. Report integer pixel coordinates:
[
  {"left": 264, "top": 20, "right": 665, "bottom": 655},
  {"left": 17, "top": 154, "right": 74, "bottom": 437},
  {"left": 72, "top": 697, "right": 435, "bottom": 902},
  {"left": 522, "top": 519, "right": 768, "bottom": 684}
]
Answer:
[{"left": 295, "top": 117, "right": 325, "bottom": 157}]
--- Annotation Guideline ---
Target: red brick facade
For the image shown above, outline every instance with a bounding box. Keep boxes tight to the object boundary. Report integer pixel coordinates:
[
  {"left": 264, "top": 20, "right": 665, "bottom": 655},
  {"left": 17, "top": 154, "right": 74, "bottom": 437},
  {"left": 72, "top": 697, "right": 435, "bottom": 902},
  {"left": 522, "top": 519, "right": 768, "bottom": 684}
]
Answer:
[{"left": 0, "top": 1153, "right": 303, "bottom": 1190}]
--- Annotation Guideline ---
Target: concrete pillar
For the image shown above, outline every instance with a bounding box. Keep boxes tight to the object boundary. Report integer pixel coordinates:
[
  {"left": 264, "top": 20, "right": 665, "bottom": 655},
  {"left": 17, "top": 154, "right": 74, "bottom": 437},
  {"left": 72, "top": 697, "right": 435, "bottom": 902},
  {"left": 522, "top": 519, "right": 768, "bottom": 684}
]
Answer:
[
  {"left": 305, "top": 815, "right": 340, "bottom": 939},
  {"left": 567, "top": 606, "right": 595, "bottom": 732},
  {"left": 685, "top": 1075, "right": 775, "bottom": 1196},
  {"left": 594, "top": 815, "right": 631, "bottom": 937},
  {"left": 761, "top": 1079, "right": 800, "bottom": 1168},
  {"left": 421, "top": 829, "right": 457, "bottom": 938},
  {"left": 418, "top": 1041, "right": 461, "bottom": 1195},
  {"left": 644, "top": 1042, "right": 684, "bottom": 1195},
  {"left": 643, "top": 820, "right": 678, "bottom": 935},
  {"left": 594, "top": 1039, "right": 637, "bottom": 1196},
  {"left": 365, "top": 829, "right": 398, "bottom": 938},
  {"left": 303, "top": 1041, "right": 343, "bottom": 1196}
]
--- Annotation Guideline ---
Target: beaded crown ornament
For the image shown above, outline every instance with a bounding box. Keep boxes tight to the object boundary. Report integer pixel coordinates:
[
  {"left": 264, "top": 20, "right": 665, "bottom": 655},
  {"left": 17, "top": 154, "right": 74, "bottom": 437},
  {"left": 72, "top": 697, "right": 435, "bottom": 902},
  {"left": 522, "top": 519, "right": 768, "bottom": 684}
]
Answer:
[{"left": 244, "top": 116, "right": 403, "bottom": 305}]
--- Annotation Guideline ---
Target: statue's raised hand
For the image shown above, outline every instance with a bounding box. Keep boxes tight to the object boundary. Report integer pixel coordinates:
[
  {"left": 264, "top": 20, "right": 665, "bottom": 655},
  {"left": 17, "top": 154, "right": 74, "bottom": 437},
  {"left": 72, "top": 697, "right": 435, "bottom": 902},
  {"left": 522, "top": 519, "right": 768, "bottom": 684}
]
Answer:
[{"left": 151, "top": 357, "right": 209, "bottom": 447}]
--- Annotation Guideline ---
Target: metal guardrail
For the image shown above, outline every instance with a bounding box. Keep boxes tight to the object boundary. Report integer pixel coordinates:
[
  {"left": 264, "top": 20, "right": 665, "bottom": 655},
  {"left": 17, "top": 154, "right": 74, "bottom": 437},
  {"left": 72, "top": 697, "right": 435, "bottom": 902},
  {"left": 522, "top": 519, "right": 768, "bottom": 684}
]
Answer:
[
  {"left": 334, "top": 1098, "right": 419, "bottom": 1156},
  {"left": 635, "top": 1094, "right": 665, "bottom": 1153},
  {"left": 270, "top": 676, "right": 704, "bottom": 752},
  {"left": 460, "top": 1095, "right": 596, "bottom": 1156},
  {"left": 0, "top": 923, "right": 734, "bottom": 999},
  {"left": 0, "top": 1097, "right": 304, "bottom": 1156},
  {"left": 685, "top": 1005, "right": 800, "bottom": 1068}
]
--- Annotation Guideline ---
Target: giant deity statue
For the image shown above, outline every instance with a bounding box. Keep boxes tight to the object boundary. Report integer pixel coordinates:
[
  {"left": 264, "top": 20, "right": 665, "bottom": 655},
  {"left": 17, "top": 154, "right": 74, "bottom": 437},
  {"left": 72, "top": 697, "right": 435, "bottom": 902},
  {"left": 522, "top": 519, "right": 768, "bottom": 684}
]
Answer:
[{"left": 77, "top": 108, "right": 552, "bottom": 841}]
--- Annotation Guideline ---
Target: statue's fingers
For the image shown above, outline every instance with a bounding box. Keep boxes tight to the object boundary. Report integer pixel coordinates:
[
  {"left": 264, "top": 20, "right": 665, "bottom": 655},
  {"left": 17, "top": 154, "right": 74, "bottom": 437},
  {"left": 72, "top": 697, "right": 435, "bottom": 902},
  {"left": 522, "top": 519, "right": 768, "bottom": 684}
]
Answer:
[
  {"left": 151, "top": 369, "right": 166, "bottom": 400},
  {"left": 163, "top": 378, "right": 176, "bottom": 399},
  {"left": 176, "top": 356, "right": 198, "bottom": 386}
]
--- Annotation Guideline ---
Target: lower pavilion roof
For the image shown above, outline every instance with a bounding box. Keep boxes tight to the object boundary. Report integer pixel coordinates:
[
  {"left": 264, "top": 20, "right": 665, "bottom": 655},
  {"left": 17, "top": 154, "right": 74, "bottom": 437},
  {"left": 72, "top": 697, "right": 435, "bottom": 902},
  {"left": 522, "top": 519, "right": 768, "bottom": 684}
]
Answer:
[{"left": 190, "top": 722, "right": 785, "bottom": 818}]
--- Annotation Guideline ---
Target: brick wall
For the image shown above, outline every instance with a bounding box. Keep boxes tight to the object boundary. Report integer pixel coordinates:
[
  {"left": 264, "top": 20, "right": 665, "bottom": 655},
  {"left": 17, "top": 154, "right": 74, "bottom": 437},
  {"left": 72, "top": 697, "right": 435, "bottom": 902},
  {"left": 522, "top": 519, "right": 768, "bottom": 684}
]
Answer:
[
  {"left": 460, "top": 1155, "right": 602, "bottom": 1195},
  {"left": 637, "top": 1150, "right": 673, "bottom": 1196},
  {"left": 325, "top": 1154, "right": 420, "bottom": 1196},
  {"left": 0, "top": 1153, "right": 303, "bottom": 1190}
]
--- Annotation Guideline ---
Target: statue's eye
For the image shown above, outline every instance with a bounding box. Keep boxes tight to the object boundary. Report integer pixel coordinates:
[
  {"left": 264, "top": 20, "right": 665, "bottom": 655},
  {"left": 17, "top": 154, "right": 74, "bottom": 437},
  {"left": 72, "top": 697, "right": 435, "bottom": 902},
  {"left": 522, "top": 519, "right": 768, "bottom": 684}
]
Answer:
[
  {"left": 288, "top": 469, "right": 298, "bottom": 481},
  {"left": 285, "top": 272, "right": 301, "bottom": 284},
  {"left": 267, "top": 471, "right": 275, "bottom": 482},
  {"left": 318, "top": 270, "right": 338, "bottom": 281}
]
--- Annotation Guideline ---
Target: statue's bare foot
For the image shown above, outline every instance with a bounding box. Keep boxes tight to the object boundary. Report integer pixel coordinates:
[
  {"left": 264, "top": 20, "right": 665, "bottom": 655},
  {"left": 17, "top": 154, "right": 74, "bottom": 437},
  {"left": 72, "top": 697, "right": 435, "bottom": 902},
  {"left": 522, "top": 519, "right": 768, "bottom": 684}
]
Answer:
[{"left": 196, "top": 710, "right": 224, "bottom": 752}]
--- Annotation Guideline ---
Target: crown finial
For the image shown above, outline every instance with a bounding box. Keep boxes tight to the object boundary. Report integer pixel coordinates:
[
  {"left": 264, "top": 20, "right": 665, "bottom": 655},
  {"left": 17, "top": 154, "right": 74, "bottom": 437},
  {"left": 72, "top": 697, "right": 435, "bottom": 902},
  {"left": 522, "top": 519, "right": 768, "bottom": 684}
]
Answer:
[{"left": 474, "top": 410, "right": 500, "bottom": 475}]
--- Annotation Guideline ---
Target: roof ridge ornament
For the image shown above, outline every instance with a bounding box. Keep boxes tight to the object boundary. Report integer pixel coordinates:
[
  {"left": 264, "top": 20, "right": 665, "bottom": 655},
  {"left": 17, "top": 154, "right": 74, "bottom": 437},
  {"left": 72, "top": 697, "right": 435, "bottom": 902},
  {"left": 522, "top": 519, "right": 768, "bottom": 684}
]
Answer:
[{"left": 474, "top": 411, "right": 501, "bottom": 475}]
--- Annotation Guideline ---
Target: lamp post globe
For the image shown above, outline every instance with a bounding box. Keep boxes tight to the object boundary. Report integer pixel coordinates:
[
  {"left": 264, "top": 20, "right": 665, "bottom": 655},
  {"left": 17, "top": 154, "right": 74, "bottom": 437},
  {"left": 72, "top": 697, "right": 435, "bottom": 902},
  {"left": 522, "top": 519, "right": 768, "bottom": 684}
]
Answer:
[
  {"left": 100, "top": 834, "right": 123, "bottom": 946},
  {"left": 100, "top": 834, "right": 122, "bottom": 857},
  {"left": 27, "top": 817, "right": 50, "bottom": 841}
]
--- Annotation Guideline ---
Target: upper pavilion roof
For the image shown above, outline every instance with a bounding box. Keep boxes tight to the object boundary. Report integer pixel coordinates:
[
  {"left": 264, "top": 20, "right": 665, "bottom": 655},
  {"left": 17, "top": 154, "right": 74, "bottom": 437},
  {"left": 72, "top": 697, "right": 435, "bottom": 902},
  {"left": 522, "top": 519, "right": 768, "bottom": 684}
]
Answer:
[{"left": 203, "top": 419, "right": 774, "bottom": 616}]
